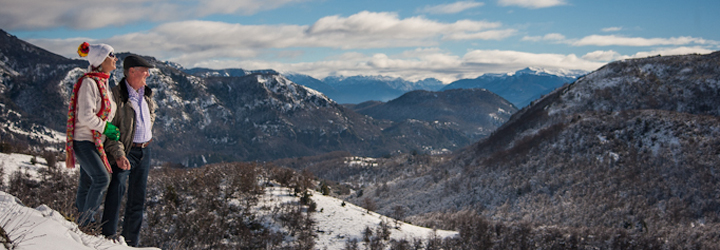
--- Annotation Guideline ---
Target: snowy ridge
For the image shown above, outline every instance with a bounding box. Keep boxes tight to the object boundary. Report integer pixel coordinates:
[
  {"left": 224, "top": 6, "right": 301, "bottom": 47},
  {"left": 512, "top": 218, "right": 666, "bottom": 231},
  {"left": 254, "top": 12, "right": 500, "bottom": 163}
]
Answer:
[
  {"left": 548, "top": 52, "right": 720, "bottom": 117},
  {"left": 512, "top": 66, "right": 587, "bottom": 78},
  {"left": 0, "top": 60, "right": 20, "bottom": 78},
  {"left": 59, "top": 68, "right": 86, "bottom": 100},
  {"left": 257, "top": 74, "right": 333, "bottom": 109}
]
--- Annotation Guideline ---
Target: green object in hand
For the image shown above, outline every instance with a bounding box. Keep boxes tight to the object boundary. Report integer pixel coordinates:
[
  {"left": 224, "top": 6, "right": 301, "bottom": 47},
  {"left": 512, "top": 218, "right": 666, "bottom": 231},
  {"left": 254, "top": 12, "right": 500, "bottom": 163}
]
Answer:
[{"left": 103, "top": 122, "right": 120, "bottom": 141}]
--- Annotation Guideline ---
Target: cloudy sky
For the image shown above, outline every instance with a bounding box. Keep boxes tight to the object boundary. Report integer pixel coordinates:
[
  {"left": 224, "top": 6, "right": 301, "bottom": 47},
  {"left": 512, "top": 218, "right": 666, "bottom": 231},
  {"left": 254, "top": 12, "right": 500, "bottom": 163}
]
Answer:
[{"left": 3, "top": 0, "right": 719, "bottom": 83}]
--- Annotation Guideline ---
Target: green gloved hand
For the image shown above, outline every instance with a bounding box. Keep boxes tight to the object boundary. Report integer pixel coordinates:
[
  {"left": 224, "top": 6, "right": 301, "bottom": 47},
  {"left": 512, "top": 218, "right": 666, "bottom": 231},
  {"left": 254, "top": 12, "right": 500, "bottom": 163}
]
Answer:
[{"left": 103, "top": 122, "right": 120, "bottom": 141}]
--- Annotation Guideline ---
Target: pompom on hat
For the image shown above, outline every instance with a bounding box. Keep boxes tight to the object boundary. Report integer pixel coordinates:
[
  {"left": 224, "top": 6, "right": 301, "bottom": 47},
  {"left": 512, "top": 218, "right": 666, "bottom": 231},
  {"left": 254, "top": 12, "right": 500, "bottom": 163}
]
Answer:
[{"left": 77, "top": 42, "right": 114, "bottom": 68}]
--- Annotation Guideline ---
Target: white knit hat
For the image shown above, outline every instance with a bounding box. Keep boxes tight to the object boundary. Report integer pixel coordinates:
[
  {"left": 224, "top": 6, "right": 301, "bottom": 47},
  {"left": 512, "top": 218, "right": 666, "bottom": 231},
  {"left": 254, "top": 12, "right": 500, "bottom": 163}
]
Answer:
[{"left": 77, "top": 42, "right": 114, "bottom": 69}]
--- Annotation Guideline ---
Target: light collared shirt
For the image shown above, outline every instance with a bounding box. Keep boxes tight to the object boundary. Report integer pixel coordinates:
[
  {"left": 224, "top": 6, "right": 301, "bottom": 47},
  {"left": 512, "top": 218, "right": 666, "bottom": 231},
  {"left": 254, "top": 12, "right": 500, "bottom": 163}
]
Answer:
[{"left": 125, "top": 80, "right": 152, "bottom": 143}]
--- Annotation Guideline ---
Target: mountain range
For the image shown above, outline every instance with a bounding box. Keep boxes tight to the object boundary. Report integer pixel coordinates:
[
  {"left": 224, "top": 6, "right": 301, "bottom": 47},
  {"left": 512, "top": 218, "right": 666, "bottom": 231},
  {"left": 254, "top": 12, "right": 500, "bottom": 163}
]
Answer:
[
  {"left": 441, "top": 67, "right": 585, "bottom": 108},
  {"left": 311, "top": 51, "right": 720, "bottom": 237},
  {"left": 0, "top": 29, "right": 514, "bottom": 166},
  {"left": 285, "top": 68, "right": 585, "bottom": 108},
  {"left": 285, "top": 73, "right": 445, "bottom": 104},
  {"left": 346, "top": 88, "right": 516, "bottom": 141}
]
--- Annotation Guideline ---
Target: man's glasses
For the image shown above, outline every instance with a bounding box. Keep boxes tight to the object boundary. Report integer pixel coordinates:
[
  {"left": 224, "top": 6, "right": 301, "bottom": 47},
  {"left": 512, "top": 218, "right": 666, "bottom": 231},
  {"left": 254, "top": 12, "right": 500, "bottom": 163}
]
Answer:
[{"left": 108, "top": 52, "right": 115, "bottom": 58}]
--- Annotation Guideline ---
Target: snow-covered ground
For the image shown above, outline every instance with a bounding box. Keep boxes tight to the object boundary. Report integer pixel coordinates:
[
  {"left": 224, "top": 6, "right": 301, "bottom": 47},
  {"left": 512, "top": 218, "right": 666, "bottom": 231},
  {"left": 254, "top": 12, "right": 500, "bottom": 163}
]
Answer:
[
  {"left": 259, "top": 187, "right": 458, "bottom": 249},
  {"left": 0, "top": 191, "right": 159, "bottom": 250},
  {"left": 0, "top": 152, "right": 458, "bottom": 249},
  {"left": 0, "top": 152, "right": 155, "bottom": 250},
  {"left": 0, "top": 152, "right": 74, "bottom": 184}
]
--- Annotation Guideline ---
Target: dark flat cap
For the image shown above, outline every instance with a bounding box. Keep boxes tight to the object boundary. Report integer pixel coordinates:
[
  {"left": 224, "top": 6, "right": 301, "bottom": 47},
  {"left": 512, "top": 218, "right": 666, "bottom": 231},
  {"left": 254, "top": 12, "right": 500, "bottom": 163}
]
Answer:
[{"left": 123, "top": 55, "right": 154, "bottom": 69}]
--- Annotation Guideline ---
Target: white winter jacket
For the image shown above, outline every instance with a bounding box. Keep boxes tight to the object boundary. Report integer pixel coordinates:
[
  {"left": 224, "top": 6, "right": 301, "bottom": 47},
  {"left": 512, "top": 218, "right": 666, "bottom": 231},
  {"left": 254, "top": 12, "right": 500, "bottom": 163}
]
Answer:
[{"left": 73, "top": 77, "right": 117, "bottom": 142}]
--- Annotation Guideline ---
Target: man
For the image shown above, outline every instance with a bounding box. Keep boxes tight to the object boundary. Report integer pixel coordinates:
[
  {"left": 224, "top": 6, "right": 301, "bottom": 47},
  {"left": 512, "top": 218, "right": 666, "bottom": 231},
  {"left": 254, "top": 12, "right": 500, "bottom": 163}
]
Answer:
[{"left": 102, "top": 54, "right": 156, "bottom": 247}]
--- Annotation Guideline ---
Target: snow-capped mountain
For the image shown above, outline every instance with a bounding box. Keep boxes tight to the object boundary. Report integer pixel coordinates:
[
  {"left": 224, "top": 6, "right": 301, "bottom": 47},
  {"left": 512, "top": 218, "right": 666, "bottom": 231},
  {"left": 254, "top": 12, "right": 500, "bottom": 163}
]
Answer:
[
  {"left": 286, "top": 73, "right": 445, "bottom": 104},
  {"left": 442, "top": 67, "right": 585, "bottom": 108},
  {"left": 183, "top": 67, "right": 279, "bottom": 78},
  {"left": 513, "top": 66, "right": 587, "bottom": 78}
]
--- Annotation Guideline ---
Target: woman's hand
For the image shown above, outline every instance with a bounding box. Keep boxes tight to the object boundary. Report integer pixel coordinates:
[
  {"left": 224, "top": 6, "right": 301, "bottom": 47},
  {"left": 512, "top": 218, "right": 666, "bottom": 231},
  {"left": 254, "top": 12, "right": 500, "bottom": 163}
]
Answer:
[{"left": 103, "top": 122, "right": 120, "bottom": 141}]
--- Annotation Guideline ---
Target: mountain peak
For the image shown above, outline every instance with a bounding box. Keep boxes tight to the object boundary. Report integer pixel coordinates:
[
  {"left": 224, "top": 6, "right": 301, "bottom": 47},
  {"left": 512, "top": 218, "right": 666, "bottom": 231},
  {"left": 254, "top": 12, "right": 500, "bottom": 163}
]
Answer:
[{"left": 511, "top": 67, "right": 587, "bottom": 78}]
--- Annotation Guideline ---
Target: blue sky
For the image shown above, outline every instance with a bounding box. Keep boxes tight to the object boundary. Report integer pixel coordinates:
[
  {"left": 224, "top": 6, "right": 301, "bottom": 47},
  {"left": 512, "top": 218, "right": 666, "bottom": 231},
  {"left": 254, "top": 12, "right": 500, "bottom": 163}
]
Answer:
[{"left": 3, "top": 0, "right": 719, "bottom": 83}]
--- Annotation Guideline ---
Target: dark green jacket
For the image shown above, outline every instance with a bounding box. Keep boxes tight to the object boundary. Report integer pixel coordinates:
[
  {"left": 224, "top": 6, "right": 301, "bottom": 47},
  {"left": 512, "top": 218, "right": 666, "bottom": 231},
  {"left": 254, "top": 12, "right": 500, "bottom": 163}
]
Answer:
[{"left": 104, "top": 77, "right": 156, "bottom": 164}]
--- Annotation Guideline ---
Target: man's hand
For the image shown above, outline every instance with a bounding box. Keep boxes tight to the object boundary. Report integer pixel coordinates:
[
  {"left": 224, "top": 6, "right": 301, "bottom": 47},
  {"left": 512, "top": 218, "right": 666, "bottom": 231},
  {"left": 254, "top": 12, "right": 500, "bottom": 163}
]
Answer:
[{"left": 116, "top": 156, "right": 131, "bottom": 170}]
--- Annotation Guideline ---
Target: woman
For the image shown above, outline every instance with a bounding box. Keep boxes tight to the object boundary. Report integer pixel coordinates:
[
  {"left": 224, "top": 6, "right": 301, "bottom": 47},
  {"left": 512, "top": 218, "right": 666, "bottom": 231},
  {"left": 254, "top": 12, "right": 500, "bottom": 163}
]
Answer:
[{"left": 66, "top": 42, "right": 120, "bottom": 226}]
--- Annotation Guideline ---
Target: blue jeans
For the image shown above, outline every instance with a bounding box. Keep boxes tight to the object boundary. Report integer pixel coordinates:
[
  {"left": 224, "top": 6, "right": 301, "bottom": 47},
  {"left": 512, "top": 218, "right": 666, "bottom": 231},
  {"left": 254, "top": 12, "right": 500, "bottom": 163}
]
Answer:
[
  {"left": 101, "top": 146, "right": 151, "bottom": 247},
  {"left": 74, "top": 140, "right": 111, "bottom": 226}
]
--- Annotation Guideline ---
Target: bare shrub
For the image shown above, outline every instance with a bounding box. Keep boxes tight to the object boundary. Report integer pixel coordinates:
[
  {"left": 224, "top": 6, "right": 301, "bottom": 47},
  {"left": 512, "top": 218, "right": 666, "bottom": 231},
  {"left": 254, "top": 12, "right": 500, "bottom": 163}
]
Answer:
[
  {"left": 391, "top": 205, "right": 405, "bottom": 228},
  {"left": 143, "top": 162, "right": 277, "bottom": 249},
  {"left": 4, "top": 164, "right": 83, "bottom": 232},
  {"left": 42, "top": 151, "right": 57, "bottom": 169},
  {"left": 142, "top": 161, "right": 323, "bottom": 249},
  {"left": 0, "top": 219, "right": 13, "bottom": 250},
  {"left": 362, "top": 197, "right": 377, "bottom": 213},
  {"left": 388, "top": 239, "right": 411, "bottom": 250},
  {"left": 377, "top": 219, "right": 392, "bottom": 241},
  {"left": 343, "top": 238, "right": 359, "bottom": 250},
  {"left": 456, "top": 211, "right": 492, "bottom": 249},
  {"left": 0, "top": 163, "right": 5, "bottom": 190}
]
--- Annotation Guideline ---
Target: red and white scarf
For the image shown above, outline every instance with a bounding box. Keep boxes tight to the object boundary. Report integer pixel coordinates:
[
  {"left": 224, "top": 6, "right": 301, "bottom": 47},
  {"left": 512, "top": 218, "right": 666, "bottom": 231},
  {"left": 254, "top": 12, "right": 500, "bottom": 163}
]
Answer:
[{"left": 65, "top": 72, "right": 113, "bottom": 173}]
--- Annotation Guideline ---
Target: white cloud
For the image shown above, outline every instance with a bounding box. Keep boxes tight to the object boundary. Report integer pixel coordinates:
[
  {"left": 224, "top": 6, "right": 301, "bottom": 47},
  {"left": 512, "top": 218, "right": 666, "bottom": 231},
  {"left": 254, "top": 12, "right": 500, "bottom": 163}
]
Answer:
[
  {"left": 497, "top": 0, "right": 567, "bottom": 9},
  {"left": 582, "top": 50, "right": 626, "bottom": 61},
  {"left": 418, "top": 1, "right": 485, "bottom": 14},
  {"left": 0, "top": 0, "right": 308, "bottom": 30},
  {"left": 523, "top": 33, "right": 719, "bottom": 48},
  {"left": 28, "top": 12, "right": 516, "bottom": 70},
  {"left": 462, "top": 50, "right": 604, "bottom": 71},
  {"left": 581, "top": 47, "right": 714, "bottom": 62},
  {"left": 196, "top": 0, "right": 310, "bottom": 16},
  {"left": 444, "top": 29, "right": 518, "bottom": 40},
  {"left": 628, "top": 46, "right": 714, "bottom": 58},
  {"left": 191, "top": 49, "right": 606, "bottom": 83},
  {"left": 522, "top": 33, "right": 566, "bottom": 42},
  {"left": 33, "top": 33, "right": 711, "bottom": 84},
  {"left": 572, "top": 35, "right": 713, "bottom": 47},
  {"left": 306, "top": 11, "right": 509, "bottom": 46},
  {"left": 601, "top": 27, "right": 623, "bottom": 32}
]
